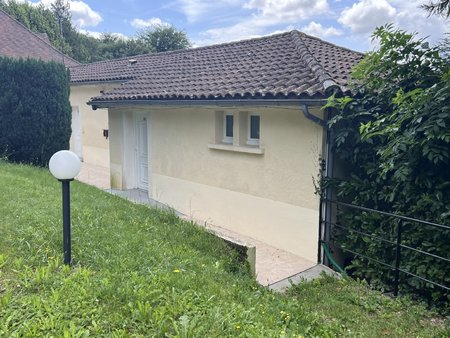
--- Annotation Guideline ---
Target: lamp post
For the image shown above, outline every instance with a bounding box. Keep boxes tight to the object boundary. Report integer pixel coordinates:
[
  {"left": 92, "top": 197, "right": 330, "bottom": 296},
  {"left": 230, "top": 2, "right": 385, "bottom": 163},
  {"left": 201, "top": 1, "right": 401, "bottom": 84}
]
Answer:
[{"left": 49, "top": 150, "right": 81, "bottom": 265}]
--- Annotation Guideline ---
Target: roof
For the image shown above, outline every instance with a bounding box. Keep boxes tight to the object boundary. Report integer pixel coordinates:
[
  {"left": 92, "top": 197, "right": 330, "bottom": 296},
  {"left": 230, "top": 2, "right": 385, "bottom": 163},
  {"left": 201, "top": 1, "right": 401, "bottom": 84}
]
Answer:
[
  {"left": 0, "top": 9, "right": 79, "bottom": 67},
  {"left": 70, "top": 30, "right": 363, "bottom": 103}
]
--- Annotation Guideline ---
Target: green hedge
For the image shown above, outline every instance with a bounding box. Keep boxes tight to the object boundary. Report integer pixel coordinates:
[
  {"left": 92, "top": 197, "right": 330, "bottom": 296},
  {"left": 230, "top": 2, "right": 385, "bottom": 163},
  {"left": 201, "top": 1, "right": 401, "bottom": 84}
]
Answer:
[
  {"left": 325, "top": 26, "right": 450, "bottom": 310},
  {"left": 0, "top": 57, "right": 71, "bottom": 166}
]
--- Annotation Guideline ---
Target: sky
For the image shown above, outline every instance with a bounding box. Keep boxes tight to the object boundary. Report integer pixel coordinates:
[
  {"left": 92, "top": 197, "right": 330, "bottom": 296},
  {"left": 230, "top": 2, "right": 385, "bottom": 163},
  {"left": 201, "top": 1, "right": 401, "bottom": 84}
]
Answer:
[{"left": 26, "top": 0, "right": 449, "bottom": 52}]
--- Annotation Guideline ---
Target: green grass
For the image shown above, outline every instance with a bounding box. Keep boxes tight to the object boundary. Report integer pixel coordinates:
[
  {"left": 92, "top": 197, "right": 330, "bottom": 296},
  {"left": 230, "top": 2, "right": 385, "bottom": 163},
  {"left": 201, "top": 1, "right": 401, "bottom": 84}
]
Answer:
[{"left": 0, "top": 161, "right": 448, "bottom": 337}]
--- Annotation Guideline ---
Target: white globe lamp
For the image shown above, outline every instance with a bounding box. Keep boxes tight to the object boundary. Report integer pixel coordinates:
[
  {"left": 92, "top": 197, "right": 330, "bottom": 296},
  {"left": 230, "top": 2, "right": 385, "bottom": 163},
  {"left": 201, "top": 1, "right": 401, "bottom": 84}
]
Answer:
[
  {"left": 49, "top": 150, "right": 81, "bottom": 180},
  {"left": 49, "top": 150, "right": 81, "bottom": 265}
]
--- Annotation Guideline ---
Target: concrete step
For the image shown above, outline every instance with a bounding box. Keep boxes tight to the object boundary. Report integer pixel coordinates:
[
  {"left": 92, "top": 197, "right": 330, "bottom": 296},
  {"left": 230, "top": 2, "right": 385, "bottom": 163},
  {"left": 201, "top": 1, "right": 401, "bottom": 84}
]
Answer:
[{"left": 269, "top": 264, "right": 341, "bottom": 292}]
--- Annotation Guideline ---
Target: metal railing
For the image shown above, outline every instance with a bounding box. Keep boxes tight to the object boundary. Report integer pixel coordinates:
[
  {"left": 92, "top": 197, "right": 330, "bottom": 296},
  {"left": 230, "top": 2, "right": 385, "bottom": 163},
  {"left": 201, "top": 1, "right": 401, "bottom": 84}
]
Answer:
[{"left": 320, "top": 198, "right": 450, "bottom": 296}]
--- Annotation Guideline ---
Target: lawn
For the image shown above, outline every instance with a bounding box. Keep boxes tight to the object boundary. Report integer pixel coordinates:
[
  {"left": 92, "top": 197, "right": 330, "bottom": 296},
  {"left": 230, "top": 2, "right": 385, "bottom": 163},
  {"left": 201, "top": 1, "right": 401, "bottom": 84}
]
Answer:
[{"left": 0, "top": 162, "right": 448, "bottom": 337}]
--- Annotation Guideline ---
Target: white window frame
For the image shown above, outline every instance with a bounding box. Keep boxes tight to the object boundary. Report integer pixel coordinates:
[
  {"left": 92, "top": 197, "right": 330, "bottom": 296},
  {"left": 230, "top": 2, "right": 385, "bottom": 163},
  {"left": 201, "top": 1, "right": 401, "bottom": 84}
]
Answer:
[
  {"left": 247, "top": 114, "right": 260, "bottom": 146},
  {"left": 223, "top": 113, "right": 233, "bottom": 144}
]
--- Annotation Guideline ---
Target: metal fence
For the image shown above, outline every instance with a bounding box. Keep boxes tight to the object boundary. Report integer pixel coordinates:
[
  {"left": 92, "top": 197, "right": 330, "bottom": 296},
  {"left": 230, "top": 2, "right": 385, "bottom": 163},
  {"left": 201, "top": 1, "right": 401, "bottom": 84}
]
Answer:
[{"left": 320, "top": 198, "right": 450, "bottom": 296}]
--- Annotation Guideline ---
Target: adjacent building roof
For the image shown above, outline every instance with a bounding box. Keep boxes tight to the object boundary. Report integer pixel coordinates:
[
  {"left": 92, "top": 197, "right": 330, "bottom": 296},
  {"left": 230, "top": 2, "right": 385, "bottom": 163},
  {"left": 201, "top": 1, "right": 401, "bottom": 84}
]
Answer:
[
  {"left": 70, "top": 30, "right": 363, "bottom": 104},
  {"left": 0, "top": 9, "right": 79, "bottom": 67}
]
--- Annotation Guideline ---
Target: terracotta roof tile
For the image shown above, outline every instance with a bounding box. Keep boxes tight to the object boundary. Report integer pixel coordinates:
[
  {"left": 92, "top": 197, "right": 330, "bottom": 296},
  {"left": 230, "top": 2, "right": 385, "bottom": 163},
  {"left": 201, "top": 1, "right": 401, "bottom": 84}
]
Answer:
[
  {"left": 70, "top": 30, "right": 363, "bottom": 103},
  {"left": 0, "top": 9, "right": 79, "bottom": 67}
]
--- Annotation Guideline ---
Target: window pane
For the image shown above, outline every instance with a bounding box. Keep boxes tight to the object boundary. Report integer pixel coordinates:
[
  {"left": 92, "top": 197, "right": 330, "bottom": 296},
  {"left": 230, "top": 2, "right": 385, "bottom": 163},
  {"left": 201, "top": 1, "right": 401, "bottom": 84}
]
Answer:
[
  {"left": 225, "top": 115, "right": 233, "bottom": 137},
  {"left": 250, "top": 115, "right": 260, "bottom": 139}
]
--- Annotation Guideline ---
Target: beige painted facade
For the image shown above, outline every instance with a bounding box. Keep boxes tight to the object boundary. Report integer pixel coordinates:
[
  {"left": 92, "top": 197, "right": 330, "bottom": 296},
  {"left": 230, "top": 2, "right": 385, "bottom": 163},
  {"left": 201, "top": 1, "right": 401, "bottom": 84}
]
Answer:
[
  {"left": 107, "top": 105, "right": 325, "bottom": 261},
  {"left": 69, "top": 83, "right": 118, "bottom": 168}
]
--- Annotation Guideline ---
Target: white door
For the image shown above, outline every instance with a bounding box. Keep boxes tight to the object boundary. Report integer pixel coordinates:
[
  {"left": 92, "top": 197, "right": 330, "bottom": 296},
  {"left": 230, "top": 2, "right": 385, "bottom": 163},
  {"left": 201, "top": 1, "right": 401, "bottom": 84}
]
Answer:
[
  {"left": 136, "top": 115, "right": 149, "bottom": 191},
  {"left": 71, "top": 106, "right": 83, "bottom": 159}
]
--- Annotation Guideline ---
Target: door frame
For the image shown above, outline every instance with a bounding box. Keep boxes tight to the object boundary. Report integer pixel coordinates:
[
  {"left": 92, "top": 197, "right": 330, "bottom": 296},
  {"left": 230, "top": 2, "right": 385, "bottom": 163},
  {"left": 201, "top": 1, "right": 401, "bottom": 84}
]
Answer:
[{"left": 134, "top": 112, "right": 150, "bottom": 191}]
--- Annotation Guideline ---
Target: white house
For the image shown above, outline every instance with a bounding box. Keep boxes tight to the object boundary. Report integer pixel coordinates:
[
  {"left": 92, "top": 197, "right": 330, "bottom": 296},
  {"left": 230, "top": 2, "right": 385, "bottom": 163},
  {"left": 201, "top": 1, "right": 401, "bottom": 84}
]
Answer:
[{"left": 70, "top": 31, "right": 362, "bottom": 262}]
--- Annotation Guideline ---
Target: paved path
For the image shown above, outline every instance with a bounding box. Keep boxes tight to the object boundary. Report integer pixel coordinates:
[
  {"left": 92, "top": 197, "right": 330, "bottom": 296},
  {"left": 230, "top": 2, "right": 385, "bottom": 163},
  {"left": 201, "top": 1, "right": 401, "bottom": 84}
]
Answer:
[{"left": 76, "top": 163, "right": 318, "bottom": 286}]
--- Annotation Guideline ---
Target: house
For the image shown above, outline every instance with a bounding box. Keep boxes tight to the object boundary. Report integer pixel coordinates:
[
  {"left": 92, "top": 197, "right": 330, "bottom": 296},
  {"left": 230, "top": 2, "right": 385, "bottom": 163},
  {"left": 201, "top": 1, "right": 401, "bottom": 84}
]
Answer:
[
  {"left": 0, "top": 9, "right": 79, "bottom": 66},
  {"left": 68, "top": 56, "right": 156, "bottom": 169},
  {"left": 70, "top": 31, "right": 362, "bottom": 262},
  {"left": 68, "top": 78, "right": 117, "bottom": 169}
]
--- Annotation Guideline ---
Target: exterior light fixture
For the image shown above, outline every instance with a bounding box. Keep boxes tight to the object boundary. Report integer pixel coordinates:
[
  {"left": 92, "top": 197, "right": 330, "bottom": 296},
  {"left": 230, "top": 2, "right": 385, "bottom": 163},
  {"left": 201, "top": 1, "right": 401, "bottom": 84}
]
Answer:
[{"left": 49, "top": 150, "right": 81, "bottom": 265}]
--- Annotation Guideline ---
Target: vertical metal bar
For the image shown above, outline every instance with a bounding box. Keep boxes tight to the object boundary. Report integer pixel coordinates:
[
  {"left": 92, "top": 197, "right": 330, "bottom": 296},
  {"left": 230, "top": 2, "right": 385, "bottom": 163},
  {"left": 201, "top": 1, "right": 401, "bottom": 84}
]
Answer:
[
  {"left": 393, "top": 220, "right": 403, "bottom": 296},
  {"left": 62, "top": 180, "right": 71, "bottom": 265},
  {"left": 318, "top": 196, "right": 323, "bottom": 263},
  {"left": 323, "top": 128, "right": 334, "bottom": 267}
]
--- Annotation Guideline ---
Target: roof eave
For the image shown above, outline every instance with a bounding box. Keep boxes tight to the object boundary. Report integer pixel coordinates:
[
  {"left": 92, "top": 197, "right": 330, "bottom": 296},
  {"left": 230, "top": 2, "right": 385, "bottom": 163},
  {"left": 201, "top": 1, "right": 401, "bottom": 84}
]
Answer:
[
  {"left": 70, "top": 79, "right": 127, "bottom": 86},
  {"left": 89, "top": 98, "right": 329, "bottom": 110}
]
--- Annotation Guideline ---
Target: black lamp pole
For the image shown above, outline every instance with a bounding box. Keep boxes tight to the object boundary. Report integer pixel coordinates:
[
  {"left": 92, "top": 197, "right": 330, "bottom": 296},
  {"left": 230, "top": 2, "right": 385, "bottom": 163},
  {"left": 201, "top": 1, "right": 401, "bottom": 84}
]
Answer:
[
  {"left": 61, "top": 179, "right": 73, "bottom": 265},
  {"left": 49, "top": 150, "right": 80, "bottom": 266}
]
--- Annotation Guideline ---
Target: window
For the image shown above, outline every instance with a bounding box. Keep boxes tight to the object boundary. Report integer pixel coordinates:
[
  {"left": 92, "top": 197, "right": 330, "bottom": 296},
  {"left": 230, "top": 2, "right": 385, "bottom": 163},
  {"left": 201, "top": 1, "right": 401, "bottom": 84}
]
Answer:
[
  {"left": 247, "top": 114, "right": 260, "bottom": 146},
  {"left": 223, "top": 113, "right": 233, "bottom": 143},
  {"left": 209, "top": 111, "right": 264, "bottom": 154}
]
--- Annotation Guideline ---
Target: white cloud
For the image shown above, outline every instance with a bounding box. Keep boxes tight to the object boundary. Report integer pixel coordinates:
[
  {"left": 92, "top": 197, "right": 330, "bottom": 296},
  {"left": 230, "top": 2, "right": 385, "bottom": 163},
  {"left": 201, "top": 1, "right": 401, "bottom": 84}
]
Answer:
[
  {"left": 195, "top": 0, "right": 330, "bottom": 45},
  {"left": 244, "top": 0, "right": 329, "bottom": 24},
  {"left": 301, "top": 21, "right": 342, "bottom": 38},
  {"left": 390, "top": 0, "right": 447, "bottom": 43},
  {"left": 78, "top": 28, "right": 102, "bottom": 39},
  {"left": 78, "top": 29, "right": 127, "bottom": 40},
  {"left": 197, "top": 24, "right": 262, "bottom": 46},
  {"left": 176, "top": 0, "right": 212, "bottom": 23},
  {"left": 29, "top": 1, "right": 102, "bottom": 28},
  {"left": 130, "top": 17, "right": 170, "bottom": 29},
  {"left": 338, "top": 0, "right": 448, "bottom": 50},
  {"left": 338, "top": 0, "right": 396, "bottom": 35},
  {"left": 177, "top": 0, "right": 328, "bottom": 25},
  {"left": 70, "top": 1, "right": 102, "bottom": 28},
  {"left": 176, "top": 0, "right": 242, "bottom": 23}
]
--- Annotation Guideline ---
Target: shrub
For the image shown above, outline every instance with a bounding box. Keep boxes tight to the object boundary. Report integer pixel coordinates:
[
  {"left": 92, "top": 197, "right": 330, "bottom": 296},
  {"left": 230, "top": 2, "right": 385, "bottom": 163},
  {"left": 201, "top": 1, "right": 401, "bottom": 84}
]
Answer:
[
  {"left": 0, "top": 57, "right": 71, "bottom": 166},
  {"left": 325, "top": 26, "right": 450, "bottom": 308}
]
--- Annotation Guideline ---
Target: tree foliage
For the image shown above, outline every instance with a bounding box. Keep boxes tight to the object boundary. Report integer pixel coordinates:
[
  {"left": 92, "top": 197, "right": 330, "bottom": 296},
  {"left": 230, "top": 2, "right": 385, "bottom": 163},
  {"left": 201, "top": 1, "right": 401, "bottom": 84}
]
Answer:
[
  {"left": 0, "top": 57, "right": 71, "bottom": 166},
  {"left": 325, "top": 25, "right": 450, "bottom": 307},
  {"left": 138, "top": 24, "right": 191, "bottom": 53},
  {"left": 422, "top": 0, "right": 450, "bottom": 18}
]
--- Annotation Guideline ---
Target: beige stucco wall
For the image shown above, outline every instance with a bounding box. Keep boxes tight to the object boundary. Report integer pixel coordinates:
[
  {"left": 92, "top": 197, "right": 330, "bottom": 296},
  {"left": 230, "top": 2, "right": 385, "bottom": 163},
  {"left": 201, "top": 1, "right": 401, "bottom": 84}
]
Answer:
[
  {"left": 108, "top": 105, "right": 325, "bottom": 261},
  {"left": 108, "top": 109, "right": 137, "bottom": 190},
  {"left": 69, "top": 83, "right": 118, "bottom": 168}
]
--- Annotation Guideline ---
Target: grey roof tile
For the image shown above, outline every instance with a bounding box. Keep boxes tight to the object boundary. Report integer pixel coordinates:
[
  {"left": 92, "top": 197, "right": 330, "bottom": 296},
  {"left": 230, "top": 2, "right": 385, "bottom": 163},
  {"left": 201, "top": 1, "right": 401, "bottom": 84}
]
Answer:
[{"left": 70, "top": 30, "right": 363, "bottom": 102}]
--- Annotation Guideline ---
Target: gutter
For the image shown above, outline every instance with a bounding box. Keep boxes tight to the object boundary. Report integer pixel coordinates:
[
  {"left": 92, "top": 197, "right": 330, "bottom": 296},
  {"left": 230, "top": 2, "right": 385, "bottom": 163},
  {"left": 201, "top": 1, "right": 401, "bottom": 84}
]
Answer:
[
  {"left": 301, "top": 104, "right": 326, "bottom": 127},
  {"left": 322, "top": 123, "right": 334, "bottom": 267},
  {"left": 89, "top": 98, "right": 328, "bottom": 110}
]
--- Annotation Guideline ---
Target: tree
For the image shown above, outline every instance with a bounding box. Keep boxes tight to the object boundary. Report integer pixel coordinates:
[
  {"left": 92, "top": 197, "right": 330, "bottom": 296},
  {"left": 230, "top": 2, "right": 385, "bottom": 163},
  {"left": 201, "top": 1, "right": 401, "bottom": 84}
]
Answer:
[
  {"left": 422, "top": 0, "right": 450, "bottom": 17},
  {"left": 0, "top": 57, "right": 71, "bottom": 166},
  {"left": 325, "top": 25, "right": 450, "bottom": 306},
  {"left": 137, "top": 24, "right": 191, "bottom": 53},
  {"left": 96, "top": 34, "right": 151, "bottom": 60},
  {"left": 51, "top": 0, "right": 70, "bottom": 22}
]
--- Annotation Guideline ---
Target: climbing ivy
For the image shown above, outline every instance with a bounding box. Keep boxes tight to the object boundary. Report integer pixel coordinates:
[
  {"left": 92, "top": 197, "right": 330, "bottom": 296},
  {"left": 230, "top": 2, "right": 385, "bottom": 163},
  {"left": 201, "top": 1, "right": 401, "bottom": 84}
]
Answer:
[{"left": 325, "top": 25, "right": 450, "bottom": 308}]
